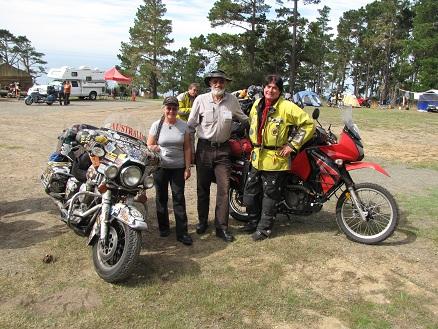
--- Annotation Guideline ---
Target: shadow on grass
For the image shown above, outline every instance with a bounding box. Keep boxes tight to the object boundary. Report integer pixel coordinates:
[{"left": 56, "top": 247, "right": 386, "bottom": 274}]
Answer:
[
  {"left": 232, "top": 207, "right": 417, "bottom": 246},
  {"left": 0, "top": 197, "right": 66, "bottom": 249}
]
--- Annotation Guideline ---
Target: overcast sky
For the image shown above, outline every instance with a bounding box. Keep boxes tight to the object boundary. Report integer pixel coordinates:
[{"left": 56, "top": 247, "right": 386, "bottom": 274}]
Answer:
[{"left": 1, "top": 0, "right": 375, "bottom": 83}]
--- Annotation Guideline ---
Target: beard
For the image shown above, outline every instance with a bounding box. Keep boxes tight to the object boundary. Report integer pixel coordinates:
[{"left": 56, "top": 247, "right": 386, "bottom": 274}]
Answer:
[{"left": 211, "top": 87, "right": 225, "bottom": 97}]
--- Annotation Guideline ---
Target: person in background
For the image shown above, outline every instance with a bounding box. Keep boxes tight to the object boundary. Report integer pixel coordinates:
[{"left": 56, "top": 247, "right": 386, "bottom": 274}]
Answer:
[
  {"left": 187, "top": 70, "right": 248, "bottom": 243},
  {"left": 177, "top": 83, "right": 200, "bottom": 121},
  {"left": 131, "top": 86, "right": 137, "bottom": 101},
  {"left": 242, "top": 74, "right": 315, "bottom": 241},
  {"left": 59, "top": 81, "right": 65, "bottom": 106},
  {"left": 63, "top": 81, "right": 71, "bottom": 105},
  {"left": 147, "top": 96, "right": 193, "bottom": 246}
]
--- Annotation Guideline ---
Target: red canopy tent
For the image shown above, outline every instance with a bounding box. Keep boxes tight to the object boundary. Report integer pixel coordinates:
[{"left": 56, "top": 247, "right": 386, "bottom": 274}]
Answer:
[{"left": 104, "top": 67, "right": 132, "bottom": 84}]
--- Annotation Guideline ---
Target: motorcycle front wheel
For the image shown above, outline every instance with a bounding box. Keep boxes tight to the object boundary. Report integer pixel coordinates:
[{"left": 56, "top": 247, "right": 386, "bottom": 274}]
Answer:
[
  {"left": 229, "top": 187, "right": 250, "bottom": 222},
  {"left": 336, "top": 183, "right": 399, "bottom": 244},
  {"left": 24, "top": 97, "right": 33, "bottom": 105},
  {"left": 92, "top": 221, "right": 141, "bottom": 283}
]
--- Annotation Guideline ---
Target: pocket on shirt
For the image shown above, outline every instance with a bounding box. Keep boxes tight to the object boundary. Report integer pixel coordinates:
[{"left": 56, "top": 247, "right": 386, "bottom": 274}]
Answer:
[{"left": 204, "top": 110, "right": 215, "bottom": 124}]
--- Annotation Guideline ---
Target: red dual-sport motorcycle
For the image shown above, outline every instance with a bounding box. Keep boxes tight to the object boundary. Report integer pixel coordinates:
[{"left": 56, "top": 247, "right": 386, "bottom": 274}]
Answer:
[{"left": 228, "top": 107, "right": 399, "bottom": 244}]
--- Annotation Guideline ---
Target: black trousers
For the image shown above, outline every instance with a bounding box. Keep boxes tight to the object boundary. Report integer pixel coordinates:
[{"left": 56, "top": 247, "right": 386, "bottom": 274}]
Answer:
[
  {"left": 64, "top": 92, "right": 70, "bottom": 105},
  {"left": 196, "top": 140, "right": 231, "bottom": 230},
  {"left": 243, "top": 168, "right": 286, "bottom": 232},
  {"left": 59, "top": 92, "right": 64, "bottom": 105},
  {"left": 153, "top": 167, "right": 188, "bottom": 237}
]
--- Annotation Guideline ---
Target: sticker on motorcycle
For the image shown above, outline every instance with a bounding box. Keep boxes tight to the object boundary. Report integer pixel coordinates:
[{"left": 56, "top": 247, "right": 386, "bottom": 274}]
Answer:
[{"left": 105, "top": 152, "right": 117, "bottom": 162}]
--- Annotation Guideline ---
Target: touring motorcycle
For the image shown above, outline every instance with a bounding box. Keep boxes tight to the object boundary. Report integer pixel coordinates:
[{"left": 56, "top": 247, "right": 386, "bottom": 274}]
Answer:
[
  {"left": 41, "top": 115, "right": 160, "bottom": 282},
  {"left": 228, "top": 107, "right": 399, "bottom": 244},
  {"left": 25, "top": 85, "right": 58, "bottom": 106}
]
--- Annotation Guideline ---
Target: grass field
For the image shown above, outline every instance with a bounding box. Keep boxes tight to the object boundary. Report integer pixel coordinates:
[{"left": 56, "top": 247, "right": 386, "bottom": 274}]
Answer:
[{"left": 0, "top": 102, "right": 437, "bottom": 329}]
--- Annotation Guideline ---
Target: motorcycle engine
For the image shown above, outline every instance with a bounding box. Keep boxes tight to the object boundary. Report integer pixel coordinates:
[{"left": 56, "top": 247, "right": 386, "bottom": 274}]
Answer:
[{"left": 284, "top": 184, "right": 322, "bottom": 215}]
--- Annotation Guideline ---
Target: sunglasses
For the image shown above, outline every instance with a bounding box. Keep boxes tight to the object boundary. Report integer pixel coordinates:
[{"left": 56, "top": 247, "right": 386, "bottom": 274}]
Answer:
[{"left": 165, "top": 106, "right": 178, "bottom": 112}]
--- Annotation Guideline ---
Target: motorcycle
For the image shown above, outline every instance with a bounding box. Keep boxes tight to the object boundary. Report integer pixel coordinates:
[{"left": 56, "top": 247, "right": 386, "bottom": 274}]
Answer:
[
  {"left": 357, "top": 96, "right": 371, "bottom": 108},
  {"left": 228, "top": 107, "right": 399, "bottom": 244},
  {"left": 41, "top": 114, "right": 160, "bottom": 282},
  {"left": 25, "top": 85, "right": 57, "bottom": 105}
]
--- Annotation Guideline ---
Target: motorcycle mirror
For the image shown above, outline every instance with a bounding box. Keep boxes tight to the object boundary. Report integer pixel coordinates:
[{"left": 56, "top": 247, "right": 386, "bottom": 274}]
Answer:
[{"left": 312, "top": 108, "right": 320, "bottom": 120}]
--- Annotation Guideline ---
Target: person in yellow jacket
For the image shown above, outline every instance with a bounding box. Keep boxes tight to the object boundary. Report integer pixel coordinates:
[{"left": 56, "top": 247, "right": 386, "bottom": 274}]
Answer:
[
  {"left": 176, "top": 83, "right": 200, "bottom": 121},
  {"left": 242, "top": 74, "right": 315, "bottom": 241}
]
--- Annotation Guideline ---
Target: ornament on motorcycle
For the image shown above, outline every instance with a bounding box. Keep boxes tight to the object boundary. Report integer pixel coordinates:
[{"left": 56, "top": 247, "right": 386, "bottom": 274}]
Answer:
[
  {"left": 335, "top": 159, "right": 343, "bottom": 166},
  {"left": 90, "top": 155, "right": 100, "bottom": 168},
  {"left": 91, "top": 146, "right": 105, "bottom": 157},
  {"left": 95, "top": 135, "right": 108, "bottom": 144}
]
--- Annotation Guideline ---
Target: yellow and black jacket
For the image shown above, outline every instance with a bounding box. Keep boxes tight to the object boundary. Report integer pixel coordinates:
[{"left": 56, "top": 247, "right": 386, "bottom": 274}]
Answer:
[
  {"left": 249, "top": 96, "right": 315, "bottom": 171},
  {"left": 176, "top": 92, "right": 195, "bottom": 121}
]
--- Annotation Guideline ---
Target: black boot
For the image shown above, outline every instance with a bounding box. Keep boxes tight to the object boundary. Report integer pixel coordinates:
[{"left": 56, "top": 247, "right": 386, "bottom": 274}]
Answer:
[{"left": 240, "top": 219, "right": 258, "bottom": 234}]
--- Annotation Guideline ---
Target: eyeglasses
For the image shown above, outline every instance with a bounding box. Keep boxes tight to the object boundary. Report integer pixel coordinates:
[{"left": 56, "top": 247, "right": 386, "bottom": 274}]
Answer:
[{"left": 165, "top": 106, "right": 178, "bottom": 112}]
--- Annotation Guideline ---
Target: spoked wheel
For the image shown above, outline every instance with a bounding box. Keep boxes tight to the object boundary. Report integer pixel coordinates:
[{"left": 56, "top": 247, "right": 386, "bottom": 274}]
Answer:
[
  {"left": 92, "top": 221, "right": 141, "bottom": 283},
  {"left": 229, "top": 187, "right": 250, "bottom": 222},
  {"left": 336, "top": 183, "right": 399, "bottom": 244}
]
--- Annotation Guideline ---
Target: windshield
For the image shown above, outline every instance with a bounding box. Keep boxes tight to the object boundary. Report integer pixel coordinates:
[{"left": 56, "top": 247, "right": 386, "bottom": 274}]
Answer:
[
  {"left": 101, "top": 113, "right": 147, "bottom": 142},
  {"left": 341, "top": 106, "right": 361, "bottom": 140}
]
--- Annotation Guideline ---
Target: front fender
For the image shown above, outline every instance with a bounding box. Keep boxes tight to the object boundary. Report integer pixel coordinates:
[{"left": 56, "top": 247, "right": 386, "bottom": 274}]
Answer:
[
  {"left": 111, "top": 203, "right": 148, "bottom": 231},
  {"left": 345, "top": 161, "right": 390, "bottom": 177}
]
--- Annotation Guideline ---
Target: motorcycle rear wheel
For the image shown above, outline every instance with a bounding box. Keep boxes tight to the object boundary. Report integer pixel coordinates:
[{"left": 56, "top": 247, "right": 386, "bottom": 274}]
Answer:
[
  {"left": 92, "top": 221, "right": 141, "bottom": 283},
  {"left": 336, "top": 183, "right": 399, "bottom": 244},
  {"left": 229, "top": 187, "right": 250, "bottom": 222}
]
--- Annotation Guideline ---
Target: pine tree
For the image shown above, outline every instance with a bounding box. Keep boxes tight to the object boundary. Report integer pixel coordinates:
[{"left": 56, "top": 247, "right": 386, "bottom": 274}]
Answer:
[
  {"left": 411, "top": 0, "right": 438, "bottom": 90},
  {"left": 118, "top": 0, "right": 173, "bottom": 98}
]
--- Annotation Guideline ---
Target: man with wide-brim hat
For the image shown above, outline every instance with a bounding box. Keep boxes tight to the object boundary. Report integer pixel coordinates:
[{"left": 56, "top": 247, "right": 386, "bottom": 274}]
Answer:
[
  {"left": 188, "top": 69, "right": 248, "bottom": 242},
  {"left": 203, "top": 70, "right": 232, "bottom": 87}
]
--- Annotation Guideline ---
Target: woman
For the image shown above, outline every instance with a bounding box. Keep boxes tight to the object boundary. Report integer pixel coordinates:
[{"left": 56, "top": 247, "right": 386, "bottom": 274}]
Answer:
[
  {"left": 147, "top": 96, "right": 193, "bottom": 246},
  {"left": 242, "top": 74, "right": 314, "bottom": 241}
]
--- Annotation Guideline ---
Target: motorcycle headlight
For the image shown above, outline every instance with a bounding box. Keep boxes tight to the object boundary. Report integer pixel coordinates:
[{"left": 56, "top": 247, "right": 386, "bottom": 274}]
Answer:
[
  {"left": 120, "top": 166, "right": 142, "bottom": 187},
  {"left": 104, "top": 165, "right": 118, "bottom": 179},
  {"left": 143, "top": 175, "right": 154, "bottom": 189}
]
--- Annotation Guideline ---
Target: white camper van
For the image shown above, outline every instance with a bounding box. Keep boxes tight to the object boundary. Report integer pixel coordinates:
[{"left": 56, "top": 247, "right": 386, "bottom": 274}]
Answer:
[{"left": 47, "top": 66, "right": 106, "bottom": 100}]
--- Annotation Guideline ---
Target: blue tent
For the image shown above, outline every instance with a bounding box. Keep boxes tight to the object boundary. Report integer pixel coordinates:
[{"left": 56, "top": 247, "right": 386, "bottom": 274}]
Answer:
[
  {"left": 417, "top": 92, "right": 438, "bottom": 111},
  {"left": 293, "top": 90, "right": 322, "bottom": 107}
]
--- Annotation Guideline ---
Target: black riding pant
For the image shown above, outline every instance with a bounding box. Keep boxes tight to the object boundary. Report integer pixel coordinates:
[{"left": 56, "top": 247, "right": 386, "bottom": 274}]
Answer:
[
  {"left": 153, "top": 167, "right": 188, "bottom": 237},
  {"left": 243, "top": 168, "right": 286, "bottom": 232}
]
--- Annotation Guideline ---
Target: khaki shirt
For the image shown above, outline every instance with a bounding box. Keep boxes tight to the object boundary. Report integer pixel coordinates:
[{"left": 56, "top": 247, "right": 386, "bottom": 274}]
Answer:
[{"left": 188, "top": 92, "right": 248, "bottom": 143}]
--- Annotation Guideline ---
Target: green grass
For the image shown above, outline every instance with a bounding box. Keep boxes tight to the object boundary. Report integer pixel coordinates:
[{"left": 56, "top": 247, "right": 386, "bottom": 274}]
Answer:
[{"left": 398, "top": 187, "right": 438, "bottom": 244}]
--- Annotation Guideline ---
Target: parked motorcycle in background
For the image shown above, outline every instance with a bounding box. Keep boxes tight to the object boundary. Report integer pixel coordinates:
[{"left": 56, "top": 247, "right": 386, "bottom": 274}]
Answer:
[
  {"left": 357, "top": 96, "right": 371, "bottom": 108},
  {"left": 41, "top": 115, "right": 160, "bottom": 282},
  {"left": 25, "top": 85, "right": 58, "bottom": 106},
  {"left": 228, "top": 107, "right": 399, "bottom": 244}
]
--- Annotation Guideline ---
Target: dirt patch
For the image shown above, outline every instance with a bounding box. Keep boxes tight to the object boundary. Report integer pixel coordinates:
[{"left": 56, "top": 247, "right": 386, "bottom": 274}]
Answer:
[{"left": 1, "top": 287, "right": 101, "bottom": 315}]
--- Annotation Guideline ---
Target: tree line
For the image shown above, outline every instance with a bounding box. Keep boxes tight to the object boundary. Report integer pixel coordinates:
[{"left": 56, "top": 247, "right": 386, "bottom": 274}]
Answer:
[
  {"left": 0, "top": 29, "right": 47, "bottom": 81},
  {"left": 121, "top": 0, "right": 436, "bottom": 102}
]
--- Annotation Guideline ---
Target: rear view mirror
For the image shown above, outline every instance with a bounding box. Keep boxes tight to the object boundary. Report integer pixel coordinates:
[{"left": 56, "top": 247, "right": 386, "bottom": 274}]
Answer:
[{"left": 312, "top": 108, "right": 320, "bottom": 120}]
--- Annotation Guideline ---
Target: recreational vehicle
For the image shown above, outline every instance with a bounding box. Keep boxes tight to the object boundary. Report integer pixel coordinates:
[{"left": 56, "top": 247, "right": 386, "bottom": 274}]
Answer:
[{"left": 47, "top": 66, "right": 106, "bottom": 100}]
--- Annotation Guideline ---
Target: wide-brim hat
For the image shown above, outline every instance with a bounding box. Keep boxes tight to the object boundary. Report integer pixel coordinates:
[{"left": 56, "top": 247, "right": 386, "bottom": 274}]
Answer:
[{"left": 204, "top": 70, "right": 232, "bottom": 87}]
